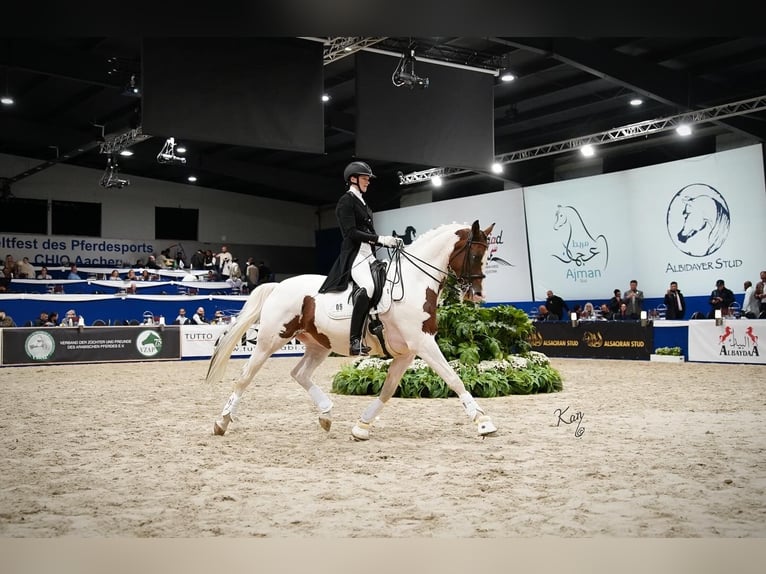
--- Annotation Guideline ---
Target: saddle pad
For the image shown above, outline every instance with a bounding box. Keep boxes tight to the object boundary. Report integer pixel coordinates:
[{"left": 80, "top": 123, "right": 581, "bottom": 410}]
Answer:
[{"left": 322, "top": 282, "right": 392, "bottom": 320}]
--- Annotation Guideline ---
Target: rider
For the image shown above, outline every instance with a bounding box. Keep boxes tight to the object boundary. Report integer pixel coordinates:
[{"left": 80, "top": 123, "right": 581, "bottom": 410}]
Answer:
[{"left": 319, "top": 161, "right": 402, "bottom": 356}]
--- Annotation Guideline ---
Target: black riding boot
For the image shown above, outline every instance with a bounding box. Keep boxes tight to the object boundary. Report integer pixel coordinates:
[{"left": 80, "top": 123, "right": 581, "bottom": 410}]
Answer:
[{"left": 349, "top": 289, "right": 371, "bottom": 356}]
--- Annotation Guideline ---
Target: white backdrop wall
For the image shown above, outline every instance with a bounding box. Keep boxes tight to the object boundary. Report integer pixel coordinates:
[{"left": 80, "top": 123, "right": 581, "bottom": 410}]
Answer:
[
  {"left": 0, "top": 153, "right": 317, "bottom": 274},
  {"left": 374, "top": 188, "right": 534, "bottom": 304},
  {"left": 524, "top": 144, "right": 766, "bottom": 300}
]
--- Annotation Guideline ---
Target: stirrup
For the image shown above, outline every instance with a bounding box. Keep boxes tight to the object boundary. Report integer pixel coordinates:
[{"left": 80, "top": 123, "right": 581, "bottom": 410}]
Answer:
[{"left": 350, "top": 338, "right": 371, "bottom": 356}]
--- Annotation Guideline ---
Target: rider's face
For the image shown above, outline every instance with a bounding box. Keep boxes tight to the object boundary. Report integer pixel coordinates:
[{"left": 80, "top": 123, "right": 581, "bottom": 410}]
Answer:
[{"left": 356, "top": 175, "right": 371, "bottom": 192}]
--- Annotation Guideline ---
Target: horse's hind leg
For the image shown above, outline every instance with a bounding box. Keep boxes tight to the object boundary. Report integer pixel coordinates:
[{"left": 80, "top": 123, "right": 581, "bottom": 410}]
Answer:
[
  {"left": 213, "top": 333, "right": 286, "bottom": 436},
  {"left": 290, "top": 340, "right": 333, "bottom": 431},
  {"left": 351, "top": 353, "right": 415, "bottom": 440}
]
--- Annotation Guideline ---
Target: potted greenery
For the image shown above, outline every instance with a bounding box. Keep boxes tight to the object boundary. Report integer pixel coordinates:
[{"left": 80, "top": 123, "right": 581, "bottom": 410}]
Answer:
[
  {"left": 332, "top": 278, "right": 563, "bottom": 398},
  {"left": 650, "top": 346, "right": 685, "bottom": 363}
]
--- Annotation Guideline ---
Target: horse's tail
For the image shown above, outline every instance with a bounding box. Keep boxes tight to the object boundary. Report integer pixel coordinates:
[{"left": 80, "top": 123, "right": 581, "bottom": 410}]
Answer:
[{"left": 205, "top": 282, "right": 280, "bottom": 384}]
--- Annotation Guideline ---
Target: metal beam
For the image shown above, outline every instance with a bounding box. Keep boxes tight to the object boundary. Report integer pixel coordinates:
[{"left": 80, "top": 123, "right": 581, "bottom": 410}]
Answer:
[{"left": 399, "top": 94, "right": 766, "bottom": 185}]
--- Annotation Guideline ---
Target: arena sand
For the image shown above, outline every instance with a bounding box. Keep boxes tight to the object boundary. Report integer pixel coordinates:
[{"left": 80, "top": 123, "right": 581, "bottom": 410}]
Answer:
[{"left": 1, "top": 357, "right": 764, "bottom": 537}]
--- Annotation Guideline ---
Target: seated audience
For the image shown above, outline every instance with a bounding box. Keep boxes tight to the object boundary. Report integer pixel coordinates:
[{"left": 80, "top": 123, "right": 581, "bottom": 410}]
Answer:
[
  {"left": 67, "top": 264, "right": 82, "bottom": 280},
  {"left": 108, "top": 269, "right": 121, "bottom": 280},
  {"left": 192, "top": 307, "right": 208, "bottom": 324},
  {"left": 36, "top": 266, "right": 53, "bottom": 280},
  {"left": 16, "top": 256, "right": 36, "bottom": 278},
  {"left": 173, "top": 308, "right": 191, "bottom": 325},
  {"left": 60, "top": 309, "right": 80, "bottom": 327},
  {"left": 34, "top": 311, "right": 50, "bottom": 327},
  {"left": 535, "top": 304, "right": 559, "bottom": 322},
  {"left": 598, "top": 304, "right": 612, "bottom": 321},
  {"left": 146, "top": 255, "right": 161, "bottom": 270},
  {"left": 580, "top": 302, "right": 596, "bottom": 320},
  {"left": 613, "top": 303, "right": 631, "bottom": 320},
  {"left": 0, "top": 309, "right": 17, "bottom": 327},
  {"left": 608, "top": 288, "right": 622, "bottom": 316}
]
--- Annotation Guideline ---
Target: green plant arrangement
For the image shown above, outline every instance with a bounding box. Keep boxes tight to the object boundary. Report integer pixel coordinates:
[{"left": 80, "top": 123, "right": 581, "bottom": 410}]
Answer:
[
  {"left": 654, "top": 346, "right": 682, "bottom": 356},
  {"left": 331, "top": 285, "right": 563, "bottom": 398}
]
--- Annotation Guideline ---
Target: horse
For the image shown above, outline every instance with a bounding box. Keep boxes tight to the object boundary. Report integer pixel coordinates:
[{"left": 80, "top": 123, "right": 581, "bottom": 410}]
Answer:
[
  {"left": 206, "top": 220, "right": 498, "bottom": 441},
  {"left": 552, "top": 205, "right": 609, "bottom": 269},
  {"left": 392, "top": 225, "right": 417, "bottom": 245}
]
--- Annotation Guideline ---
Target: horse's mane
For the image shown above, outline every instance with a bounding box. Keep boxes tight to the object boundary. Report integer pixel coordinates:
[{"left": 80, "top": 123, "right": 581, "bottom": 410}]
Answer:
[{"left": 408, "top": 222, "right": 467, "bottom": 247}]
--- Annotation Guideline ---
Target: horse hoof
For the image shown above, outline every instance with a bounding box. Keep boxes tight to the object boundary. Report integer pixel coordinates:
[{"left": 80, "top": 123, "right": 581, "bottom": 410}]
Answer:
[
  {"left": 213, "top": 421, "right": 226, "bottom": 436},
  {"left": 351, "top": 422, "right": 371, "bottom": 441},
  {"left": 319, "top": 413, "right": 332, "bottom": 432},
  {"left": 476, "top": 415, "right": 497, "bottom": 436}
]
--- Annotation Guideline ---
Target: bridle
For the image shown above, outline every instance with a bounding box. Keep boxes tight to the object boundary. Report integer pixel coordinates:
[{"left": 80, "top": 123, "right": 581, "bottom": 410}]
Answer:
[{"left": 387, "top": 229, "right": 489, "bottom": 301}]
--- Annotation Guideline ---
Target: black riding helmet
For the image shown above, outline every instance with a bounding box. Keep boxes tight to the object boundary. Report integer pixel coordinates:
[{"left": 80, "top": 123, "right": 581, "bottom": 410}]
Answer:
[{"left": 343, "top": 161, "right": 376, "bottom": 185}]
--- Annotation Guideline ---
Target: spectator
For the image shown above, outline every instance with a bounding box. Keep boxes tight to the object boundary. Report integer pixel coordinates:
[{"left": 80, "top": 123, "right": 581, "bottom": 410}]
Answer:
[
  {"left": 192, "top": 307, "right": 208, "bottom": 325},
  {"left": 215, "top": 246, "right": 233, "bottom": 280},
  {"left": 34, "top": 311, "right": 50, "bottom": 327},
  {"left": 245, "top": 257, "right": 260, "bottom": 292},
  {"left": 174, "top": 251, "right": 186, "bottom": 269},
  {"left": 257, "top": 260, "right": 272, "bottom": 285},
  {"left": 213, "top": 310, "right": 225, "bottom": 324},
  {"left": 16, "top": 256, "right": 35, "bottom": 278},
  {"left": 205, "top": 270, "right": 218, "bottom": 282},
  {"left": 598, "top": 304, "right": 612, "bottom": 321},
  {"left": 663, "top": 281, "right": 686, "bottom": 320},
  {"left": 146, "top": 255, "right": 161, "bottom": 270},
  {"left": 48, "top": 311, "right": 59, "bottom": 326},
  {"left": 60, "top": 309, "right": 80, "bottom": 327},
  {"left": 580, "top": 302, "right": 596, "bottom": 320},
  {"left": 190, "top": 250, "right": 205, "bottom": 270},
  {"left": 535, "top": 304, "right": 558, "bottom": 322},
  {"left": 545, "top": 290, "right": 568, "bottom": 319},
  {"left": 708, "top": 279, "right": 735, "bottom": 318},
  {"left": 36, "top": 266, "right": 53, "bottom": 280},
  {"left": 742, "top": 280, "right": 759, "bottom": 319},
  {"left": 755, "top": 270, "right": 766, "bottom": 315},
  {"left": 108, "top": 269, "right": 121, "bottom": 280},
  {"left": 125, "top": 269, "right": 139, "bottom": 282},
  {"left": 614, "top": 302, "right": 630, "bottom": 320},
  {"left": 608, "top": 288, "right": 623, "bottom": 316},
  {"left": 623, "top": 280, "right": 644, "bottom": 319},
  {"left": 203, "top": 250, "right": 215, "bottom": 271},
  {"left": 173, "top": 308, "right": 191, "bottom": 325},
  {"left": 0, "top": 309, "right": 16, "bottom": 327},
  {"left": 67, "top": 264, "right": 82, "bottom": 280},
  {"left": 139, "top": 270, "right": 151, "bottom": 281},
  {"left": 158, "top": 249, "right": 173, "bottom": 268}
]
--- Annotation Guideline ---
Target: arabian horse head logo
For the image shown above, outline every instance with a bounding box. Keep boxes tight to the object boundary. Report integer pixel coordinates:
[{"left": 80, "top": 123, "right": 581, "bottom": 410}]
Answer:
[
  {"left": 552, "top": 205, "right": 609, "bottom": 269},
  {"left": 667, "top": 183, "right": 730, "bottom": 257}
]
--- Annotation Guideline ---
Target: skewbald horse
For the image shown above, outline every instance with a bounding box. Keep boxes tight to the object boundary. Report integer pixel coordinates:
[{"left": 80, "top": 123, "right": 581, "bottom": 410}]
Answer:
[{"left": 206, "top": 220, "right": 498, "bottom": 441}]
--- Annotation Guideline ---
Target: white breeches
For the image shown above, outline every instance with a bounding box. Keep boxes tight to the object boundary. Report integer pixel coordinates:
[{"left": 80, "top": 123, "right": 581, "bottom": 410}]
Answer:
[{"left": 351, "top": 243, "right": 374, "bottom": 296}]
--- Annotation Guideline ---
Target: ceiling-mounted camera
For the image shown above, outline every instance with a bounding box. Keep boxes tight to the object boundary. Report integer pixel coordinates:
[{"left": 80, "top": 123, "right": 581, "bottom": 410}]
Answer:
[
  {"left": 157, "top": 137, "right": 187, "bottom": 165},
  {"left": 100, "top": 156, "right": 130, "bottom": 189},
  {"left": 392, "top": 49, "right": 429, "bottom": 90}
]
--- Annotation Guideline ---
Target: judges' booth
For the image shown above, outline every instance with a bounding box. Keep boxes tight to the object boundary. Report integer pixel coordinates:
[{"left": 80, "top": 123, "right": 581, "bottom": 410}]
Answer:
[{"left": 529, "top": 321, "right": 653, "bottom": 360}]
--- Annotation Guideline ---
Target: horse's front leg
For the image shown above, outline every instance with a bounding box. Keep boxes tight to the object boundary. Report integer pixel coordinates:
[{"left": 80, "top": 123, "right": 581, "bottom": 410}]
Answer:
[
  {"left": 416, "top": 338, "right": 498, "bottom": 437},
  {"left": 351, "top": 353, "right": 415, "bottom": 441}
]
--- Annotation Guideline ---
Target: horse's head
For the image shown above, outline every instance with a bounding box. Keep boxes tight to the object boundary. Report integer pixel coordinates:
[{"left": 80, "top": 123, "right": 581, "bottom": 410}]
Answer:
[
  {"left": 553, "top": 205, "right": 567, "bottom": 230},
  {"left": 677, "top": 195, "right": 716, "bottom": 242},
  {"left": 448, "top": 220, "right": 494, "bottom": 303}
]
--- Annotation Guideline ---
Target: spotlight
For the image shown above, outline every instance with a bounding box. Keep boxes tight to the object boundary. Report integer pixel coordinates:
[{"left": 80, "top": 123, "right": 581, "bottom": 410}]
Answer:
[
  {"left": 119, "top": 149, "right": 134, "bottom": 157},
  {"left": 157, "top": 137, "right": 187, "bottom": 165},
  {"left": 676, "top": 124, "right": 692, "bottom": 137},
  {"left": 1, "top": 95, "right": 14, "bottom": 106},
  {"left": 431, "top": 175, "right": 442, "bottom": 187},
  {"left": 630, "top": 98, "right": 643, "bottom": 106},
  {"left": 321, "top": 94, "right": 330, "bottom": 102},
  {"left": 580, "top": 144, "right": 595, "bottom": 157},
  {"left": 500, "top": 70, "right": 516, "bottom": 82},
  {"left": 491, "top": 162, "right": 503, "bottom": 174},
  {"left": 392, "top": 48, "right": 429, "bottom": 89},
  {"left": 187, "top": 175, "right": 197, "bottom": 182}
]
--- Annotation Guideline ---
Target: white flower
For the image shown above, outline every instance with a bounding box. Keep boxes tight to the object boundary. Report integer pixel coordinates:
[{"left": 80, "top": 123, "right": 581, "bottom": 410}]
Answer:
[
  {"left": 409, "top": 358, "right": 430, "bottom": 370},
  {"left": 526, "top": 351, "right": 550, "bottom": 366},
  {"left": 354, "top": 357, "right": 391, "bottom": 370}
]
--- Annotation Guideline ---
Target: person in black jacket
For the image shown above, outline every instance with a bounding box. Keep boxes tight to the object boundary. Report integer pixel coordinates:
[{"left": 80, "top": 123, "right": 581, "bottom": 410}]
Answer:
[
  {"left": 545, "top": 290, "right": 569, "bottom": 320},
  {"left": 663, "top": 281, "right": 686, "bottom": 320},
  {"left": 319, "top": 161, "right": 402, "bottom": 355},
  {"left": 708, "top": 279, "right": 735, "bottom": 318}
]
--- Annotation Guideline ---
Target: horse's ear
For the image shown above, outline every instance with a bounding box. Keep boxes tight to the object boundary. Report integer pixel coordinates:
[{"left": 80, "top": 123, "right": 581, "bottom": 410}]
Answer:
[{"left": 483, "top": 222, "right": 495, "bottom": 236}]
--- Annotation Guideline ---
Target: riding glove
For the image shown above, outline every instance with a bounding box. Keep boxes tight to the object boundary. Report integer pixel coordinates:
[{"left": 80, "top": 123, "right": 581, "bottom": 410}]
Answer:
[{"left": 378, "top": 235, "right": 403, "bottom": 248}]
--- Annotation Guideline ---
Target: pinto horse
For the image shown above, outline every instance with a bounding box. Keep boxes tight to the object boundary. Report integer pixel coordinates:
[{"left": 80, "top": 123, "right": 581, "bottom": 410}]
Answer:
[{"left": 206, "top": 220, "right": 498, "bottom": 441}]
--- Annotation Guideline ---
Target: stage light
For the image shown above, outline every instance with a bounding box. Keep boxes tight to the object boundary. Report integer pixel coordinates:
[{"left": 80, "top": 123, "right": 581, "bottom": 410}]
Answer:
[
  {"left": 580, "top": 144, "right": 595, "bottom": 157},
  {"left": 392, "top": 48, "right": 429, "bottom": 89},
  {"left": 630, "top": 98, "right": 643, "bottom": 106},
  {"left": 491, "top": 162, "right": 503, "bottom": 174},
  {"left": 157, "top": 137, "right": 187, "bottom": 165},
  {"left": 676, "top": 124, "right": 692, "bottom": 137},
  {"left": 1, "top": 95, "right": 13, "bottom": 106},
  {"left": 187, "top": 175, "right": 198, "bottom": 183},
  {"left": 431, "top": 175, "right": 442, "bottom": 187},
  {"left": 321, "top": 94, "right": 330, "bottom": 102},
  {"left": 500, "top": 70, "right": 516, "bottom": 82},
  {"left": 175, "top": 145, "right": 186, "bottom": 154},
  {"left": 119, "top": 149, "right": 134, "bottom": 157}
]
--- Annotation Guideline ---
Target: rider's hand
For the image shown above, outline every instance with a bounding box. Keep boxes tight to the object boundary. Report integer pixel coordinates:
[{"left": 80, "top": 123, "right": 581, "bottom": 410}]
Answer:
[{"left": 378, "top": 235, "right": 403, "bottom": 248}]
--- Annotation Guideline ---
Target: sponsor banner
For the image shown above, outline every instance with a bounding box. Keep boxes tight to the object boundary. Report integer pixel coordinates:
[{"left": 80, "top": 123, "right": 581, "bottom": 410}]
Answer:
[
  {"left": 1, "top": 326, "right": 181, "bottom": 366},
  {"left": 529, "top": 321, "right": 652, "bottom": 360},
  {"left": 374, "top": 188, "right": 533, "bottom": 303},
  {"left": 524, "top": 144, "right": 766, "bottom": 300},
  {"left": 181, "top": 324, "right": 305, "bottom": 358},
  {"left": 688, "top": 319, "right": 764, "bottom": 364}
]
